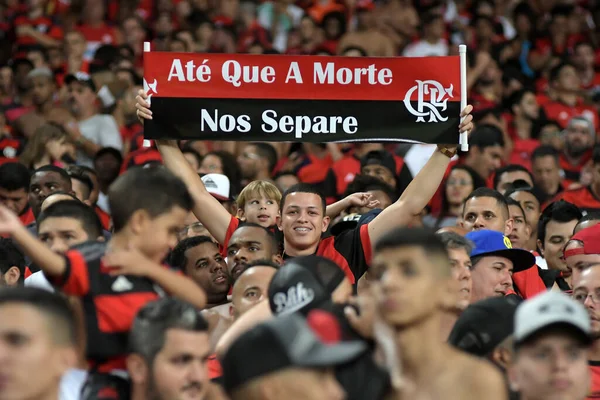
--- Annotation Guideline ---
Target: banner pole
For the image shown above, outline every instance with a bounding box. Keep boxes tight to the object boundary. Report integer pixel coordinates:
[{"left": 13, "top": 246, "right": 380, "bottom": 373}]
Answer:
[{"left": 459, "top": 44, "right": 468, "bottom": 151}]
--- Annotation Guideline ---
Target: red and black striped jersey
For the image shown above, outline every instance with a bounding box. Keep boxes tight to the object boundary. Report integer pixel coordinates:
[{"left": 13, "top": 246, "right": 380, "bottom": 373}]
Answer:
[
  {"left": 47, "top": 241, "right": 161, "bottom": 372},
  {"left": 283, "top": 224, "right": 373, "bottom": 284},
  {"left": 12, "top": 14, "right": 63, "bottom": 51},
  {"left": 119, "top": 147, "right": 162, "bottom": 175}
]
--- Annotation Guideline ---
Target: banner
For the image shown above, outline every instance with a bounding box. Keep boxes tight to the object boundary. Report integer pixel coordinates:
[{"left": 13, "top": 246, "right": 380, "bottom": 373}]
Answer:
[{"left": 142, "top": 51, "right": 463, "bottom": 144}]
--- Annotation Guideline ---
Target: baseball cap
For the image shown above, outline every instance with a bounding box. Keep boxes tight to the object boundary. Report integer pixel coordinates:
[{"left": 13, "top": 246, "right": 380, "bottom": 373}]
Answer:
[
  {"left": 65, "top": 71, "right": 97, "bottom": 92},
  {"left": 466, "top": 230, "right": 535, "bottom": 272},
  {"left": 221, "top": 312, "right": 367, "bottom": 393},
  {"left": 268, "top": 255, "right": 346, "bottom": 316},
  {"left": 564, "top": 223, "right": 600, "bottom": 259},
  {"left": 27, "top": 67, "right": 53, "bottom": 80},
  {"left": 201, "top": 173, "right": 231, "bottom": 201},
  {"left": 360, "top": 150, "right": 396, "bottom": 176},
  {"left": 448, "top": 295, "right": 522, "bottom": 356},
  {"left": 514, "top": 291, "right": 592, "bottom": 346}
]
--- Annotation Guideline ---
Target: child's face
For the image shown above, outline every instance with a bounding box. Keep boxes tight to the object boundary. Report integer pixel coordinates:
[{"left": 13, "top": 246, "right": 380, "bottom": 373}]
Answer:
[
  {"left": 240, "top": 196, "right": 280, "bottom": 228},
  {"left": 138, "top": 206, "right": 188, "bottom": 263}
]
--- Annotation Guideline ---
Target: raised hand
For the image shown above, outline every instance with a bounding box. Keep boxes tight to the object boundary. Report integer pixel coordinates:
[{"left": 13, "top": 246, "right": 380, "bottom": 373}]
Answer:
[
  {"left": 345, "top": 192, "right": 380, "bottom": 210},
  {"left": 102, "top": 246, "right": 155, "bottom": 277},
  {"left": 135, "top": 89, "right": 152, "bottom": 123},
  {"left": 0, "top": 205, "right": 24, "bottom": 235}
]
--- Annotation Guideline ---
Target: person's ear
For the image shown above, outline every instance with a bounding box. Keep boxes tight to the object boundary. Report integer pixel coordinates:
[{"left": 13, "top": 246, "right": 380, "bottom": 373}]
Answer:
[
  {"left": 272, "top": 253, "right": 283, "bottom": 265},
  {"left": 504, "top": 218, "right": 514, "bottom": 236},
  {"left": 274, "top": 213, "right": 281, "bottom": 227},
  {"left": 97, "top": 235, "right": 105, "bottom": 242},
  {"left": 3, "top": 266, "right": 20, "bottom": 286},
  {"left": 129, "top": 209, "right": 150, "bottom": 235},
  {"left": 237, "top": 207, "right": 246, "bottom": 221},
  {"left": 524, "top": 223, "right": 532, "bottom": 241},
  {"left": 321, "top": 216, "right": 330, "bottom": 233},
  {"left": 537, "top": 239, "right": 544, "bottom": 256},
  {"left": 126, "top": 354, "right": 149, "bottom": 385}
]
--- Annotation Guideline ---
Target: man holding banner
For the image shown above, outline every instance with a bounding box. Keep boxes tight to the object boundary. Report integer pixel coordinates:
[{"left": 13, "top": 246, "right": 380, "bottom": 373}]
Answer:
[{"left": 137, "top": 49, "right": 473, "bottom": 283}]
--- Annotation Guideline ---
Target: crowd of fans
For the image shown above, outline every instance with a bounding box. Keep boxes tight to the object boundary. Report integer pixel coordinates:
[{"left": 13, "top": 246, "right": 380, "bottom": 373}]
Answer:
[{"left": 0, "top": 0, "right": 600, "bottom": 399}]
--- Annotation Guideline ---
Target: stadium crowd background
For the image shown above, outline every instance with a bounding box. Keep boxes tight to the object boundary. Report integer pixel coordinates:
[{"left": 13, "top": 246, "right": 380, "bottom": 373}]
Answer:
[{"left": 0, "top": 0, "right": 600, "bottom": 400}]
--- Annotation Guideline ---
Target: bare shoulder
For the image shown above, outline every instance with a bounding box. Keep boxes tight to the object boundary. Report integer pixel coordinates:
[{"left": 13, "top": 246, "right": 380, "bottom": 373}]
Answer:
[{"left": 451, "top": 349, "right": 507, "bottom": 399}]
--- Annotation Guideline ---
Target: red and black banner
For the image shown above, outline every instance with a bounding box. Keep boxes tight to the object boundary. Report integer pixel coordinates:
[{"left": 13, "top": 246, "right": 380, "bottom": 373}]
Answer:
[{"left": 142, "top": 52, "right": 462, "bottom": 144}]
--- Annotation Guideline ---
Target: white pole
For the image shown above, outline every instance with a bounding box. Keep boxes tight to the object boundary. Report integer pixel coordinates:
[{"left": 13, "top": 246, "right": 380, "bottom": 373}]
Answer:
[
  {"left": 459, "top": 44, "right": 468, "bottom": 151},
  {"left": 143, "top": 41, "right": 151, "bottom": 107}
]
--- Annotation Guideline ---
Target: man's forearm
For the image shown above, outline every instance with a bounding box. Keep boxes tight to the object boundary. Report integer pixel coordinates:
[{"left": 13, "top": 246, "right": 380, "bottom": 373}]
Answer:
[{"left": 147, "top": 264, "right": 207, "bottom": 310}]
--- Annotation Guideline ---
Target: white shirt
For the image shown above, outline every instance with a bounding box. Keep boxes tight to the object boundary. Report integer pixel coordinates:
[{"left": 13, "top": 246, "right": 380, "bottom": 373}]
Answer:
[
  {"left": 60, "top": 369, "right": 87, "bottom": 400},
  {"left": 25, "top": 271, "right": 54, "bottom": 292},
  {"left": 77, "top": 114, "right": 123, "bottom": 167},
  {"left": 402, "top": 39, "right": 449, "bottom": 58}
]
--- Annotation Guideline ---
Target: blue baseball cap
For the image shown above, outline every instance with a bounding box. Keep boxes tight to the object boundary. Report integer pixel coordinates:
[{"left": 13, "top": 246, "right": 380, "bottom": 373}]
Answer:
[{"left": 465, "top": 230, "right": 535, "bottom": 273}]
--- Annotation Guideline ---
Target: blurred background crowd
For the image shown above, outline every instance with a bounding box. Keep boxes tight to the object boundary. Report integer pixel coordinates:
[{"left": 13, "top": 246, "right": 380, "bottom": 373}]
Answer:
[{"left": 0, "top": 0, "right": 599, "bottom": 223}]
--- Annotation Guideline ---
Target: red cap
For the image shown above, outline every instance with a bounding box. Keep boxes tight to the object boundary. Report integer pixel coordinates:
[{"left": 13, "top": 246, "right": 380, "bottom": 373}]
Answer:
[
  {"left": 307, "top": 309, "right": 342, "bottom": 344},
  {"left": 564, "top": 224, "right": 600, "bottom": 259}
]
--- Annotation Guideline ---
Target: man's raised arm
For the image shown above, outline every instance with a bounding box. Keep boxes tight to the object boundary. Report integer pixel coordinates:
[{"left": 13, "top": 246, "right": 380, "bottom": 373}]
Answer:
[
  {"left": 136, "top": 90, "right": 232, "bottom": 244},
  {"left": 368, "top": 105, "right": 473, "bottom": 244}
]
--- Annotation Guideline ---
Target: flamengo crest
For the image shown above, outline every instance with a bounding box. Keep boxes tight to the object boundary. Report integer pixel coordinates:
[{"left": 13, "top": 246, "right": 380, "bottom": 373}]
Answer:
[{"left": 403, "top": 80, "right": 454, "bottom": 123}]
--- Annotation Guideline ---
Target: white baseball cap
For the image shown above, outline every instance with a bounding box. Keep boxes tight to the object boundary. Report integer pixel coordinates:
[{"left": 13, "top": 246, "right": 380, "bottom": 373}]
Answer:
[
  {"left": 201, "top": 173, "right": 231, "bottom": 201},
  {"left": 514, "top": 291, "right": 591, "bottom": 346}
]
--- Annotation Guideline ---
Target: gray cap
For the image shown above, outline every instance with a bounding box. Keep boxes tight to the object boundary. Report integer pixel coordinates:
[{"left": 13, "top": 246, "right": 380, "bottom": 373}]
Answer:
[
  {"left": 514, "top": 291, "right": 591, "bottom": 345},
  {"left": 27, "top": 67, "right": 53, "bottom": 79}
]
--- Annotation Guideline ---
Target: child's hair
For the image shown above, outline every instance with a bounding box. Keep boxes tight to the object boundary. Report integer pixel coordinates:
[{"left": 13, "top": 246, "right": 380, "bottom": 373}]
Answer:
[
  {"left": 109, "top": 167, "right": 193, "bottom": 232},
  {"left": 236, "top": 180, "right": 282, "bottom": 210},
  {"left": 38, "top": 200, "right": 103, "bottom": 239}
]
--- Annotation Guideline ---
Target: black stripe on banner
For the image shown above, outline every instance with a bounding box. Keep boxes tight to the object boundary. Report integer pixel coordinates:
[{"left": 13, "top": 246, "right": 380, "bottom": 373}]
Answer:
[{"left": 144, "top": 98, "right": 461, "bottom": 144}]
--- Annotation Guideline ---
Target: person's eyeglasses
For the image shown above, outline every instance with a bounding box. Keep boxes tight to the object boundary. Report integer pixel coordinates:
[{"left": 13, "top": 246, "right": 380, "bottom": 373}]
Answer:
[
  {"left": 447, "top": 179, "right": 471, "bottom": 186},
  {"left": 178, "top": 222, "right": 206, "bottom": 239},
  {"left": 573, "top": 290, "right": 600, "bottom": 304}
]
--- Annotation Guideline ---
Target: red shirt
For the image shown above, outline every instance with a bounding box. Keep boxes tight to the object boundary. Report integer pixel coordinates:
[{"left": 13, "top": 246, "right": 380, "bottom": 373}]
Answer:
[
  {"left": 588, "top": 361, "right": 600, "bottom": 399},
  {"left": 12, "top": 14, "right": 63, "bottom": 50},
  {"left": 50, "top": 241, "right": 161, "bottom": 372},
  {"left": 512, "top": 264, "right": 548, "bottom": 300},
  {"left": 559, "top": 149, "right": 592, "bottom": 187},
  {"left": 509, "top": 139, "right": 540, "bottom": 172},
  {"left": 19, "top": 207, "right": 35, "bottom": 226},
  {"left": 543, "top": 100, "right": 599, "bottom": 131},
  {"left": 120, "top": 147, "right": 162, "bottom": 174},
  {"left": 324, "top": 152, "right": 406, "bottom": 198},
  {"left": 550, "top": 186, "right": 600, "bottom": 213},
  {"left": 208, "top": 354, "right": 223, "bottom": 379},
  {"left": 95, "top": 206, "right": 111, "bottom": 231},
  {"left": 77, "top": 23, "right": 119, "bottom": 46}
]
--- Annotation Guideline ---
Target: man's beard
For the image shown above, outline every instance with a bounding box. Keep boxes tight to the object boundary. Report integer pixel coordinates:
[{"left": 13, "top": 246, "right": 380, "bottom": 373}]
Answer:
[{"left": 566, "top": 141, "right": 591, "bottom": 158}]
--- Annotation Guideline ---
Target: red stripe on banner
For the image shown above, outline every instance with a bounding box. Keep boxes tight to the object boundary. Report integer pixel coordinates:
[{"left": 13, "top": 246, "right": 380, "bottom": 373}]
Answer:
[{"left": 143, "top": 52, "right": 461, "bottom": 102}]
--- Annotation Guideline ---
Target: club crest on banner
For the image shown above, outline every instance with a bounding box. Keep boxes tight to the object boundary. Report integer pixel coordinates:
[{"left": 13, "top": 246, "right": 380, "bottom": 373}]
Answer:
[{"left": 403, "top": 80, "right": 454, "bottom": 123}]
